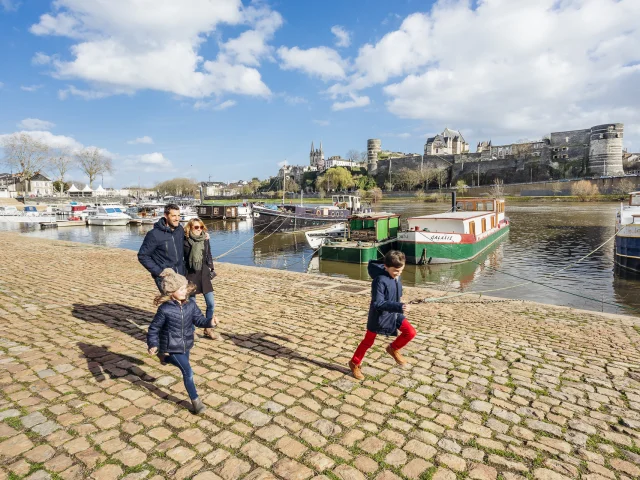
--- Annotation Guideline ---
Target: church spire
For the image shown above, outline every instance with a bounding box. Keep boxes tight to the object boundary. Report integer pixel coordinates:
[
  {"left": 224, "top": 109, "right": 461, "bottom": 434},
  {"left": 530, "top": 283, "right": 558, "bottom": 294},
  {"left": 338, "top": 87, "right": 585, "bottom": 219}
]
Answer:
[{"left": 311, "top": 141, "right": 314, "bottom": 152}]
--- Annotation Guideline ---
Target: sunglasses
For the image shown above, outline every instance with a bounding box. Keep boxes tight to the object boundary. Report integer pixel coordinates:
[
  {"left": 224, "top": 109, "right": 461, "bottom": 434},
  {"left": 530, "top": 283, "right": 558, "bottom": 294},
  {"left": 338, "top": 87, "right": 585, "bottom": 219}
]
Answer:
[{"left": 192, "top": 225, "right": 203, "bottom": 230}]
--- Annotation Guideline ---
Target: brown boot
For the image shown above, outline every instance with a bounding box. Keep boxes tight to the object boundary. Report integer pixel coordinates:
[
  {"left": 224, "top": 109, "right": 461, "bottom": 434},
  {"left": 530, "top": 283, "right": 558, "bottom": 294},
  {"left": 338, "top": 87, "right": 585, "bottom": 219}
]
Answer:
[
  {"left": 386, "top": 345, "right": 407, "bottom": 365},
  {"left": 203, "top": 328, "right": 217, "bottom": 340},
  {"left": 348, "top": 360, "right": 364, "bottom": 380}
]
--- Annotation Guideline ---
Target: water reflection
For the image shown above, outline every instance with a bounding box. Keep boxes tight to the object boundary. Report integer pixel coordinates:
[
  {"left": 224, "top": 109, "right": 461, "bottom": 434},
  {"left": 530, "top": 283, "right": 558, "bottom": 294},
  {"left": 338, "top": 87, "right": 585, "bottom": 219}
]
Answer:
[
  {"left": 2, "top": 201, "right": 638, "bottom": 316},
  {"left": 311, "top": 235, "right": 507, "bottom": 292}
]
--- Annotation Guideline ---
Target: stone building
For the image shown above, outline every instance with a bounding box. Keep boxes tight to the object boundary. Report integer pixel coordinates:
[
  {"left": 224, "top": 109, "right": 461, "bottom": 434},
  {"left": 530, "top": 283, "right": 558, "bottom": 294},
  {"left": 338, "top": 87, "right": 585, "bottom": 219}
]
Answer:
[
  {"left": 0, "top": 172, "right": 53, "bottom": 197},
  {"left": 372, "top": 123, "right": 627, "bottom": 187},
  {"left": 367, "top": 139, "right": 382, "bottom": 174},
  {"left": 425, "top": 128, "right": 470, "bottom": 155},
  {"left": 325, "top": 156, "right": 356, "bottom": 169},
  {"left": 310, "top": 141, "right": 325, "bottom": 170}
]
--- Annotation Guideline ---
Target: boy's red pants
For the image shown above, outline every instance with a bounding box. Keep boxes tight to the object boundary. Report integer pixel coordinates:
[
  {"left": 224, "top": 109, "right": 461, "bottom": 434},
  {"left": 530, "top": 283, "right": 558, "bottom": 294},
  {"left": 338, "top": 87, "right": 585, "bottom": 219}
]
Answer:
[{"left": 351, "top": 319, "right": 416, "bottom": 365}]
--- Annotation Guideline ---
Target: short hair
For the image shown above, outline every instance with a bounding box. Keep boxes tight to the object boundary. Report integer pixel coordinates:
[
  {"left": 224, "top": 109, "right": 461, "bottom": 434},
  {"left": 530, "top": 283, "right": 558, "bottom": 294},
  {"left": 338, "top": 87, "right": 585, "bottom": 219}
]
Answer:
[
  {"left": 384, "top": 250, "right": 406, "bottom": 268},
  {"left": 164, "top": 203, "right": 180, "bottom": 215}
]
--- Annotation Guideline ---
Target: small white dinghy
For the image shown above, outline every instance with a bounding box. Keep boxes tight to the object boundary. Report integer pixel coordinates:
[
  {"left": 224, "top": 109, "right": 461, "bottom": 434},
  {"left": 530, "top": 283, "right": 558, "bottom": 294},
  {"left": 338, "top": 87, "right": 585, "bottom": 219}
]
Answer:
[{"left": 304, "top": 222, "right": 347, "bottom": 249}]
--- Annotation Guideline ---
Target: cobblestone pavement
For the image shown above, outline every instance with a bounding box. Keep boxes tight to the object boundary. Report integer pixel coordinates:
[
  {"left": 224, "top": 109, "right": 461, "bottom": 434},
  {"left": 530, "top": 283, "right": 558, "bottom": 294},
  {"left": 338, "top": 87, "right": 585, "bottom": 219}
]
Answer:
[{"left": 1, "top": 232, "right": 640, "bottom": 480}]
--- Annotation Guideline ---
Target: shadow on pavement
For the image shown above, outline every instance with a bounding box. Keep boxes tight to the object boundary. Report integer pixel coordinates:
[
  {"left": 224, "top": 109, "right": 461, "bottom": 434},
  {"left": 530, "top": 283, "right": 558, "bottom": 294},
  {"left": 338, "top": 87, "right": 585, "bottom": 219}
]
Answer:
[
  {"left": 71, "top": 303, "right": 154, "bottom": 342},
  {"left": 77, "top": 342, "right": 189, "bottom": 409},
  {"left": 221, "top": 332, "right": 350, "bottom": 375}
]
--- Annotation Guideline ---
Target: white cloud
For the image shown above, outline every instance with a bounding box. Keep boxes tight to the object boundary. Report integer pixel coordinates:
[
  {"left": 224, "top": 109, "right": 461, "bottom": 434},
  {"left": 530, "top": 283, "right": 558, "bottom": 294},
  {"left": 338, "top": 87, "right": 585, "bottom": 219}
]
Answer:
[
  {"left": 0, "top": 130, "right": 83, "bottom": 151},
  {"left": 325, "top": 0, "right": 640, "bottom": 138},
  {"left": 58, "top": 85, "right": 117, "bottom": 100},
  {"left": 30, "top": 0, "right": 273, "bottom": 99},
  {"left": 1, "top": 0, "right": 19, "bottom": 12},
  {"left": 20, "top": 85, "right": 43, "bottom": 92},
  {"left": 17, "top": 118, "right": 55, "bottom": 131},
  {"left": 332, "top": 94, "right": 370, "bottom": 111},
  {"left": 313, "top": 119, "right": 330, "bottom": 126},
  {"left": 0, "top": 82, "right": 4, "bottom": 89},
  {"left": 122, "top": 152, "right": 173, "bottom": 173},
  {"left": 219, "top": 7, "right": 283, "bottom": 66},
  {"left": 284, "top": 95, "right": 307, "bottom": 105},
  {"left": 214, "top": 100, "right": 236, "bottom": 110},
  {"left": 331, "top": 25, "right": 351, "bottom": 48},
  {"left": 127, "top": 136, "right": 154, "bottom": 145},
  {"left": 31, "top": 52, "right": 52, "bottom": 65},
  {"left": 193, "top": 99, "right": 237, "bottom": 110},
  {"left": 277, "top": 46, "right": 347, "bottom": 81}
]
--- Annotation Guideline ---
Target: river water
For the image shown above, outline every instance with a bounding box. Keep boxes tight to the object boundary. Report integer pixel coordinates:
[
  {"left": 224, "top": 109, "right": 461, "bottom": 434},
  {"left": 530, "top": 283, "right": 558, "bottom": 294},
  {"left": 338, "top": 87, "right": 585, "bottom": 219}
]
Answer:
[{"left": 3, "top": 201, "right": 638, "bottom": 316}]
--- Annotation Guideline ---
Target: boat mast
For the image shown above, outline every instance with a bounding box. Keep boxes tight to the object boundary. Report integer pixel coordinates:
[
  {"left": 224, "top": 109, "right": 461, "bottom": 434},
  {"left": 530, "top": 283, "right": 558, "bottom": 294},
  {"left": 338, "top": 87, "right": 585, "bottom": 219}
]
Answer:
[{"left": 282, "top": 162, "right": 286, "bottom": 205}]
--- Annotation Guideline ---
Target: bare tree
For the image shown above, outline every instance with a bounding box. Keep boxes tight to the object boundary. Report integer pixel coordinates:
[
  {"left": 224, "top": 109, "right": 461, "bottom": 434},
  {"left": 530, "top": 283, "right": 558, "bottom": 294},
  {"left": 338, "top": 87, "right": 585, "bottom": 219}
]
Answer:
[
  {"left": 1, "top": 133, "right": 49, "bottom": 193},
  {"left": 360, "top": 151, "right": 368, "bottom": 163},
  {"left": 488, "top": 178, "right": 505, "bottom": 198},
  {"left": 76, "top": 147, "right": 113, "bottom": 187},
  {"left": 346, "top": 149, "right": 360, "bottom": 165},
  {"left": 48, "top": 148, "right": 76, "bottom": 194}
]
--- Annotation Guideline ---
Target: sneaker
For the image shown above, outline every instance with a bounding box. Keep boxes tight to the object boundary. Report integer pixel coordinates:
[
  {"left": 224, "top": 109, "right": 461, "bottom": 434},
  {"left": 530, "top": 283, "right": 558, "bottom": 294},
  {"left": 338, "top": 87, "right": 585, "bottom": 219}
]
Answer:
[
  {"left": 191, "top": 397, "right": 206, "bottom": 414},
  {"left": 386, "top": 345, "right": 407, "bottom": 365},
  {"left": 348, "top": 360, "right": 364, "bottom": 380}
]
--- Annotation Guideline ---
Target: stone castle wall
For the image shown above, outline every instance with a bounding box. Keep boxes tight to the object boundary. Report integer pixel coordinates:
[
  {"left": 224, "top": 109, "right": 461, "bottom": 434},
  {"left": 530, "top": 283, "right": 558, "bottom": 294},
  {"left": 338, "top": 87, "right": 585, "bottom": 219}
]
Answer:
[
  {"left": 588, "top": 124, "right": 624, "bottom": 176},
  {"left": 371, "top": 123, "right": 626, "bottom": 186}
]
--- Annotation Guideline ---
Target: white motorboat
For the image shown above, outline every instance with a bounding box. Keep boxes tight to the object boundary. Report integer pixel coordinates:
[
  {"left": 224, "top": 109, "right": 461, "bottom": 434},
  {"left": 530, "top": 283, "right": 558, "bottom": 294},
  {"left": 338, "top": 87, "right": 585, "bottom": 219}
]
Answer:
[
  {"left": 86, "top": 205, "right": 131, "bottom": 226},
  {"left": 304, "top": 222, "right": 347, "bottom": 249},
  {"left": 237, "top": 204, "right": 251, "bottom": 220},
  {"left": 180, "top": 206, "right": 198, "bottom": 223},
  {"left": 0, "top": 205, "right": 56, "bottom": 223}
]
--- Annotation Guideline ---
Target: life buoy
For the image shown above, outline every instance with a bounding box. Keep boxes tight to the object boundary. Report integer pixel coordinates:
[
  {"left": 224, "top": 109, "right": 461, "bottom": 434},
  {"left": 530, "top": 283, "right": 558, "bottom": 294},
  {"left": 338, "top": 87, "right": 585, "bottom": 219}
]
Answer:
[
  {"left": 316, "top": 210, "right": 321, "bottom": 216},
  {"left": 222, "top": 216, "right": 226, "bottom": 220}
]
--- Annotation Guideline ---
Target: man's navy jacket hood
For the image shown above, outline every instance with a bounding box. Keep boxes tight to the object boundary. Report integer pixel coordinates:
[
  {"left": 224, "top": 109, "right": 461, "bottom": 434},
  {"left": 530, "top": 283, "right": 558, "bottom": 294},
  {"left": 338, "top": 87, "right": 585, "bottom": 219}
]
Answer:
[
  {"left": 367, "top": 260, "right": 405, "bottom": 336},
  {"left": 137, "top": 218, "right": 186, "bottom": 277}
]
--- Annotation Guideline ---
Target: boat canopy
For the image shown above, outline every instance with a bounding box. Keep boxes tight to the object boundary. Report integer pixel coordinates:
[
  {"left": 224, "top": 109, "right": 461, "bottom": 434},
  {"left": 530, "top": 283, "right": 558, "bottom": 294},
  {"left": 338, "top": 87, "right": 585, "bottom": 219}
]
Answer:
[{"left": 349, "top": 212, "right": 400, "bottom": 242}]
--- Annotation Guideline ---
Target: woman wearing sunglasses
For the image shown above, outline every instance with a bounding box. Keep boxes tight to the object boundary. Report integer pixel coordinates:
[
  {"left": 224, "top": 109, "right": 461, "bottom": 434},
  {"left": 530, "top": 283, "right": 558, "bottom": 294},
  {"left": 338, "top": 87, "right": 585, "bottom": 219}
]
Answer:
[{"left": 184, "top": 218, "right": 218, "bottom": 339}]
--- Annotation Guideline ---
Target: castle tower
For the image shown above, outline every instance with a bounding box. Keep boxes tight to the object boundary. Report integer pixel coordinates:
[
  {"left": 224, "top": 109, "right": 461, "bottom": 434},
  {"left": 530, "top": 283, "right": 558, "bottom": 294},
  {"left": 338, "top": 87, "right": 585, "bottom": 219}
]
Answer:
[
  {"left": 367, "top": 139, "right": 382, "bottom": 175},
  {"left": 588, "top": 124, "right": 624, "bottom": 176}
]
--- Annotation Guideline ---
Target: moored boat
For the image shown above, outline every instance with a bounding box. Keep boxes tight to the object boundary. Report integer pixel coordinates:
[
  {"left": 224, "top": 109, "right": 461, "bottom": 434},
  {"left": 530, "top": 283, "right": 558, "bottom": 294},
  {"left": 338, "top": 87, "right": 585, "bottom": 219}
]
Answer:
[
  {"left": 319, "top": 212, "right": 400, "bottom": 263},
  {"left": 614, "top": 191, "right": 640, "bottom": 274},
  {"left": 304, "top": 223, "right": 347, "bottom": 249},
  {"left": 0, "top": 205, "right": 56, "bottom": 223},
  {"left": 86, "top": 205, "right": 131, "bottom": 226},
  {"left": 196, "top": 204, "right": 238, "bottom": 219},
  {"left": 252, "top": 195, "right": 368, "bottom": 233},
  {"left": 397, "top": 196, "right": 509, "bottom": 264},
  {"left": 237, "top": 203, "right": 251, "bottom": 220}
]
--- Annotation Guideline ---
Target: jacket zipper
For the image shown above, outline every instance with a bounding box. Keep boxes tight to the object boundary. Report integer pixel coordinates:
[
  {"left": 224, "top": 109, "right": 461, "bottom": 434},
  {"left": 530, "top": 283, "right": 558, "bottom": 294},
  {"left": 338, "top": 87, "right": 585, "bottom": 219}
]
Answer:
[
  {"left": 172, "top": 234, "right": 178, "bottom": 272},
  {"left": 180, "top": 303, "right": 186, "bottom": 353}
]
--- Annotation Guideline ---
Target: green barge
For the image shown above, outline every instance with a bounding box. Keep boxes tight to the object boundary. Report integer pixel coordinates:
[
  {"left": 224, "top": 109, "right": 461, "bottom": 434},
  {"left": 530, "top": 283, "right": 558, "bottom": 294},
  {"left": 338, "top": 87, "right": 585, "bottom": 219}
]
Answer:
[
  {"left": 319, "top": 212, "right": 401, "bottom": 263},
  {"left": 397, "top": 197, "right": 509, "bottom": 264}
]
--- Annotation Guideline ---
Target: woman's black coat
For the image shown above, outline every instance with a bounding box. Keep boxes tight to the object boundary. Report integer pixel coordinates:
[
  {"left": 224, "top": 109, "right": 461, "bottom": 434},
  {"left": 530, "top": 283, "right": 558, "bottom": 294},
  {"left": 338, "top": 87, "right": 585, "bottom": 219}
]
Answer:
[{"left": 183, "top": 236, "right": 214, "bottom": 295}]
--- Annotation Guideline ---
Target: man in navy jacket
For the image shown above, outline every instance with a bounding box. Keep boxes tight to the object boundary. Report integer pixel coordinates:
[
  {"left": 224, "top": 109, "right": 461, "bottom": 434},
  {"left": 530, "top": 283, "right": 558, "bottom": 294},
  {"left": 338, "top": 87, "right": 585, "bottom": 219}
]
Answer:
[{"left": 138, "top": 203, "right": 186, "bottom": 292}]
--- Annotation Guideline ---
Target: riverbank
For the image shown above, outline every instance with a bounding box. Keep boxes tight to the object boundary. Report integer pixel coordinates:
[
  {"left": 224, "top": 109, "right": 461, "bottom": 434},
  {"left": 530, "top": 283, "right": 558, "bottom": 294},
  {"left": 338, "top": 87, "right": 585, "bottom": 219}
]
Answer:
[
  {"left": 202, "top": 194, "right": 628, "bottom": 206},
  {"left": 1, "top": 231, "right": 640, "bottom": 480}
]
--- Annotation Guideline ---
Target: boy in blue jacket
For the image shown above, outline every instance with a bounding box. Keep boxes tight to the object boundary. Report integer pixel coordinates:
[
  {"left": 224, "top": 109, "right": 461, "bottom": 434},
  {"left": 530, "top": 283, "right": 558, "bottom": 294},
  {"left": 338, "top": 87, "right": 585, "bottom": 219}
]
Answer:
[{"left": 349, "top": 250, "right": 416, "bottom": 380}]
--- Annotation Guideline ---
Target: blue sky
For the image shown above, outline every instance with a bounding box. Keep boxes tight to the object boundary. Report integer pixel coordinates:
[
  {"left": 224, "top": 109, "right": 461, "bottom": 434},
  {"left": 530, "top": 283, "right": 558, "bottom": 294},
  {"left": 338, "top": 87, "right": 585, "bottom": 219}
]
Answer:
[{"left": 1, "top": 0, "right": 639, "bottom": 188}]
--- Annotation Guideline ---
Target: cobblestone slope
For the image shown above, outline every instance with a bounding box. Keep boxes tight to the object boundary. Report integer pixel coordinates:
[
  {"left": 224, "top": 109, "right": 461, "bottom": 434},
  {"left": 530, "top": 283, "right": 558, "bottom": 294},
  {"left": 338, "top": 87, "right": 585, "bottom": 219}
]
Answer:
[{"left": 1, "top": 232, "right": 640, "bottom": 480}]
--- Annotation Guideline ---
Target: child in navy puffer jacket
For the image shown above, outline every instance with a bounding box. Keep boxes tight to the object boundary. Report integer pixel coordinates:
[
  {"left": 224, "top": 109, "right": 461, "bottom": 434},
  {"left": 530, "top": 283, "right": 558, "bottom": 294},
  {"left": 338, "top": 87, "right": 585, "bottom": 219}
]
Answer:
[
  {"left": 147, "top": 268, "right": 214, "bottom": 414},
  {"left": 349, "top": 251, "right": 416, "bottom": 380}
]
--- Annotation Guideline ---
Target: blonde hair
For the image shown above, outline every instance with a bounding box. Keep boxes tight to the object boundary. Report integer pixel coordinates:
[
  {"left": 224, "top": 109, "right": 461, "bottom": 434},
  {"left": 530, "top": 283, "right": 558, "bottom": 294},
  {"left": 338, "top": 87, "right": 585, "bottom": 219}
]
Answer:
[
  {"left": 184, "top": 218, "right": 207, "bottom": 237},
  {"left": 154, "top": 282, "right": 197, "bottom": 306}
]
